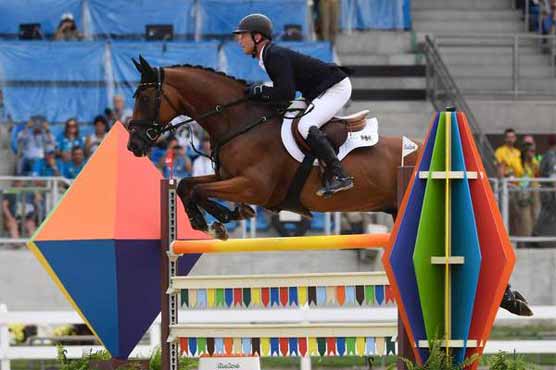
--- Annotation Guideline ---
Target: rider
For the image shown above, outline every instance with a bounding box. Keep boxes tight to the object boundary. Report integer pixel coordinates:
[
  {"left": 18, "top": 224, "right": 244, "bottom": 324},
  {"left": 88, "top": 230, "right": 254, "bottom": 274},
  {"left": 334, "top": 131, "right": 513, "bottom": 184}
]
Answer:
[{"left": 233, "top": 13, "right": 354, "bottom": 197}]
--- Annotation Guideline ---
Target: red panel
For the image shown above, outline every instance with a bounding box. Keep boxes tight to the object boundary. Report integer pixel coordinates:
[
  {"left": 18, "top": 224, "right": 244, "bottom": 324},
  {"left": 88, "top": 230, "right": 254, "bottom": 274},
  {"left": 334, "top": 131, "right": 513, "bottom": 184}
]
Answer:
[
  {"left": 457, "top": 113, "right": 515, "bottom": 369},
  {"left": 327, "top": 337, "right": 337, "bottom": 355},
  {"left": 261, "top": 288, "right": 270, "bottom": 307},
  {"left": 337, "top": 286, "right": 346, "bottom": 306},
  {"left": 299, "top": 337, "right": 307, "bottom": 357}
]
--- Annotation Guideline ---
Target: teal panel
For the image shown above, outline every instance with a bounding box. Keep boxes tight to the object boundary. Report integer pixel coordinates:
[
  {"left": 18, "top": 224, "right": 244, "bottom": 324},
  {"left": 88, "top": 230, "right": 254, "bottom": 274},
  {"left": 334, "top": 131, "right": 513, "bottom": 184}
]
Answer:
[{"left": 450, "top": 112, "right": 482, "bottom": 364}]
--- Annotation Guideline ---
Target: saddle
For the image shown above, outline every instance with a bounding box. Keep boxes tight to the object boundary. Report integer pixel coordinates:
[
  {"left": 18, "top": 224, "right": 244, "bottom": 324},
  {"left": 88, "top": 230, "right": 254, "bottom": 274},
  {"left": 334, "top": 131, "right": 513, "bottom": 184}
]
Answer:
[{"left": 292, "top": 110, "right": 370, "bottom": 153}]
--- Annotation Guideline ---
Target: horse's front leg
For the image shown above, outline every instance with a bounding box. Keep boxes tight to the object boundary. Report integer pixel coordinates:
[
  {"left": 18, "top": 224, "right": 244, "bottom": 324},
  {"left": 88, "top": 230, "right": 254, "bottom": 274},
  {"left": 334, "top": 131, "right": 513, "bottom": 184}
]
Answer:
[
  {"left": 191, "top": 176, "right": 261, "bottom": 240},
  {"left": 177, "top": 175, "right": 220, "bottom": 232},
  {"left": 177, "top": 176, "right": 256, "bottom": 237}
]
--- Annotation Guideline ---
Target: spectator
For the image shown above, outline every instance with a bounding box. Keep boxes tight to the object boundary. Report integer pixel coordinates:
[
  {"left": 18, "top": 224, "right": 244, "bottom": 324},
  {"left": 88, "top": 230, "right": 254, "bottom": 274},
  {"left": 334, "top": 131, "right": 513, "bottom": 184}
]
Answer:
[
  {"left": 495, "top": 128, "right": 524, "bottom": 236},
  {"left": 192, "top": 136, "right": 214, "bottom": 177},
  {"left": 57, "top": 118, "right": 84, "bottom": 163},
  {"left": 495, "top": 128, "right": 523, "bottom": 178},
  {"left": 53, "top": 13, "right": 83, "bottom": 41},
  {"left": 112, "top": 95, "right": 133, "bottom": 124},
  {"left": 85, "top": 115, "right": 110, "bottom": 157},
  {"left": 319, "top": 0, "right": 340, "bottom": 44},
  {"left": 514, "top": 144, "right": 540, "bottom": 242},
  {"left": 523, "top": 134, "right": 543, "bottom": 162},
  {"left": 31, "top": 149, "right": 63, "bottom": 177},
  {"left": 532, "top": 134, "right": 556, "bottom": 247},
  {"left": 16, "top": 116, "right": 55, "bottom": 175},
  {"left": 2, "top": 180, "right": 37, "bottom": 241},
  {"left": 63, "top": 146, "right": 86, "bottom": 179},
  {"left": 160, "top": 139, "right": 192, "bottom": 179}
]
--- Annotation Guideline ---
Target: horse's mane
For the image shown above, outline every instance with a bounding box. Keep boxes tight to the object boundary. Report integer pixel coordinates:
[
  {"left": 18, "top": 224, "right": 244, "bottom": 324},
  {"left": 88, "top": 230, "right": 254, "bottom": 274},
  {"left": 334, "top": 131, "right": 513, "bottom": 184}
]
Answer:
[{"left": 166, "top": 64, "right": 248, "bottom": 86}]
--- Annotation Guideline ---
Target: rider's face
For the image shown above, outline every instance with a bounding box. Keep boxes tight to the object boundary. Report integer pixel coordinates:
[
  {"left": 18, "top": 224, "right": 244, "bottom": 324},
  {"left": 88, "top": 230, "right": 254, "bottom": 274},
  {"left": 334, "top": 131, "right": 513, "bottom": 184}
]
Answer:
[{"left": 235, "top": 32, "right": 255, "bottom": 55}]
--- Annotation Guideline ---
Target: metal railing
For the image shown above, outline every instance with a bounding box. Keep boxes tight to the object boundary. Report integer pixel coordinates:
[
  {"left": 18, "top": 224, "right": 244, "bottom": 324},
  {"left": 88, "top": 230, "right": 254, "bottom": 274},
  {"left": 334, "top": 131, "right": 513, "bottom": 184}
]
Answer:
[
  {"left": 423, "top": 36, "right": 497, "bottom": 176},
  {"left": 0, "top": 176, "right": 71, "bottom": 244},
  {"left": 433, "top": 33, "right": 556, "bottom": 96}
]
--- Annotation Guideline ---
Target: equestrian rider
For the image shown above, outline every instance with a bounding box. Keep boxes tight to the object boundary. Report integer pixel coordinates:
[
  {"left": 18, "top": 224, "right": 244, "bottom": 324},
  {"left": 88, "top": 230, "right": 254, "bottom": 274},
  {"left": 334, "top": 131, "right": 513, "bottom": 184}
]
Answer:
[{"left": 233, "top": 13, "right": 354, "bottom": 197}]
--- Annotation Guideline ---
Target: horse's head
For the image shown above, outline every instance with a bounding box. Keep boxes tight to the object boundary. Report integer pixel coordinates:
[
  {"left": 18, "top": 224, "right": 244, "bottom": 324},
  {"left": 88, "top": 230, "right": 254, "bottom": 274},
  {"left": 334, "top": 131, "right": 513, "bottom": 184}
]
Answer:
[{"left": 127, "top": 56, "right": 180, "bottom": 157}]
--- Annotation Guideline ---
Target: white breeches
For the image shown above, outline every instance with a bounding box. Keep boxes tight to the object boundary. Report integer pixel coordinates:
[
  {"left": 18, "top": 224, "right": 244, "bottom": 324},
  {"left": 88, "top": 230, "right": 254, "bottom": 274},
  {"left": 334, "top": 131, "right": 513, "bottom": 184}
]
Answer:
[{"left": 298, "top": 77, "right": 352, "bottom": 139}]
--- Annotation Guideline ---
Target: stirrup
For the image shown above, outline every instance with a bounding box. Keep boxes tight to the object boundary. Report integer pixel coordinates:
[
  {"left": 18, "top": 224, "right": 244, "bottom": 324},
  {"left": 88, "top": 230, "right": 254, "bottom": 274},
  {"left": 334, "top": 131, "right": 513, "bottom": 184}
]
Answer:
[{"left": 316, "top": 176, "right": 354, "bottom": 198}]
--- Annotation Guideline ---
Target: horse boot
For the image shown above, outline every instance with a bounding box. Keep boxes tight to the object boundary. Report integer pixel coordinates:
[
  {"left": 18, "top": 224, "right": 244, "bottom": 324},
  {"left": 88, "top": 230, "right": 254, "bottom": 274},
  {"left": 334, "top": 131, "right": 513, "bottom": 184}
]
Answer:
[
  {"left": 306, "top": 126, "right": 354, "bottom": 197},
  {"left": 500, "top": 284, "right": 533, "bottom": 316}
]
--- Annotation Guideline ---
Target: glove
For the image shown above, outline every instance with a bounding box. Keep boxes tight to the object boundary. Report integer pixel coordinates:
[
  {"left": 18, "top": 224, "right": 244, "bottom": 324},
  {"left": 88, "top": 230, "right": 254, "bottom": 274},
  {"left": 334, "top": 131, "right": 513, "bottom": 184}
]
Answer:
[{"left": 245, "top": 83, "right": 269, "bottom": 101}]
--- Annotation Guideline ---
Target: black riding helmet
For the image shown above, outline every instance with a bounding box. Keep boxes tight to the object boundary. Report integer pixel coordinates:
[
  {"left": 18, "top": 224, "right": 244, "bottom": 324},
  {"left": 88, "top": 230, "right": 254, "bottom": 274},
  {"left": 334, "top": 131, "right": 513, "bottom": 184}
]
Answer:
[{"left": 233, "top": 13, "right": 273, "bottom": 40}]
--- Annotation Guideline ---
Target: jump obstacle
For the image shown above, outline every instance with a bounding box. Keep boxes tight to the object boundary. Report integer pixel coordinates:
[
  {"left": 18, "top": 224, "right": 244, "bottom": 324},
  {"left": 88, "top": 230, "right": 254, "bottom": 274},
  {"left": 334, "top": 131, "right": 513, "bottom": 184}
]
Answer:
[{"left": 28, "top": 110, "right": 514, "bottom": 370}]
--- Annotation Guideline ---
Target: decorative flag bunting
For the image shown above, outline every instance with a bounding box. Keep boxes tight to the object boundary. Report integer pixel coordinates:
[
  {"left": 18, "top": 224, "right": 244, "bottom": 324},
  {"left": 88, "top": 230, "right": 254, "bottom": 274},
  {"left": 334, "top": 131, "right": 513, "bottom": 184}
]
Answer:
[
  {"left": 180, "top": 284, "right": 392, "bottom": 309},
  {"left": 178, "top": 336, "right": 393, "bottom": 357}
]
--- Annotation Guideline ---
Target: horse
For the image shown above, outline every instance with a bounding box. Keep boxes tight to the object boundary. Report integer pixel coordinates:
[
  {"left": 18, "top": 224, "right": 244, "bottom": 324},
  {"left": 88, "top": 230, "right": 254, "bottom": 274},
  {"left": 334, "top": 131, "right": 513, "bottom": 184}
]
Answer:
[{"left": 127, "top": 56, "right": 421, "bottom": 240}]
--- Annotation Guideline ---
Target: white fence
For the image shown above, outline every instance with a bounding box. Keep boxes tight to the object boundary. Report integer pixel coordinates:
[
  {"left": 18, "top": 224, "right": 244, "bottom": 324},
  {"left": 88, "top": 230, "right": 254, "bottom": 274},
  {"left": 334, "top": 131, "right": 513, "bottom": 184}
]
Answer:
[{"left": 2, "top": 304, "right": 556, "bottom": 370}]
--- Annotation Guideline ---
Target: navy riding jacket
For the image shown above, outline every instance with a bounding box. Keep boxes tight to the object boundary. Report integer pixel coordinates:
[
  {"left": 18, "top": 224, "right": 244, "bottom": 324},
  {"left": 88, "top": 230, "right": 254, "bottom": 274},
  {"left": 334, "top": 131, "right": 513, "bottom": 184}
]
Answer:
[{"left": 259, "top": 43, "right": 349, "bottom": 103}]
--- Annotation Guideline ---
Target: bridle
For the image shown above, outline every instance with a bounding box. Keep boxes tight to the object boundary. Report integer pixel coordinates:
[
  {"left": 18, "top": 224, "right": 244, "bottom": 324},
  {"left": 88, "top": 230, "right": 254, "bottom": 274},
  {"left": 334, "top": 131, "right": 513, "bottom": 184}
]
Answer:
[{"left": 128, "top": 67, "right": 252, "bottom": 146}]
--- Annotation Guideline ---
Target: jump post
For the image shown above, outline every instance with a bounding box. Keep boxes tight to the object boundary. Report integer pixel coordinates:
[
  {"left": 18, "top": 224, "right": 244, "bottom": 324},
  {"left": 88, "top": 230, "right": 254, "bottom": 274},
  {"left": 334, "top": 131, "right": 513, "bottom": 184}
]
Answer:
[{"left": 159, "top": 164, "right": 413, "bottom": 370}]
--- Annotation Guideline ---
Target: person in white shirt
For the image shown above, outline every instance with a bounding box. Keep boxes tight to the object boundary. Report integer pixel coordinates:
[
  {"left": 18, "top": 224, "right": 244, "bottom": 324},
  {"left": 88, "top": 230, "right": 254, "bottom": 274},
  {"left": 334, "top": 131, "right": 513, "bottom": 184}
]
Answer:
[{"left": 192, "top": 136, "right": 214, "bottom": 177}]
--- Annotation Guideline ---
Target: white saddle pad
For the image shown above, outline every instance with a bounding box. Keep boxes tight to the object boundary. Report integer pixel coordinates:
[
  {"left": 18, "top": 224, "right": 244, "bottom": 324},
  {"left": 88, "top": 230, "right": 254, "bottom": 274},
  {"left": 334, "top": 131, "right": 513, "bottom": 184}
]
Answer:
[{"left": 280, "top": 100, "right": 380, "bottom": 164}]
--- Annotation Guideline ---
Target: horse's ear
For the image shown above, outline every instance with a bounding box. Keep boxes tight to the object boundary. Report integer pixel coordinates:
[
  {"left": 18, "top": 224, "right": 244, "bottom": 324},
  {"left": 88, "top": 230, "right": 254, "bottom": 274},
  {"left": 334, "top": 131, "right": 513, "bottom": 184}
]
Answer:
[
  {"left": 132, "top": 58, "right": 142, "bottom": 73},
  {"left": 139, "top": 55, "right": 152, "bottom": 73}
]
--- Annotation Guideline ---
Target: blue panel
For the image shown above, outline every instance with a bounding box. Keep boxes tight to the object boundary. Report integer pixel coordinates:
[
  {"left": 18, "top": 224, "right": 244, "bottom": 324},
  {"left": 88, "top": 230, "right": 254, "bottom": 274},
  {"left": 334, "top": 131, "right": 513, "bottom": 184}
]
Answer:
[
  {"left": 35, "top": 239, "right": 120, "bottom": 356},
  {"left": 110, "top": 41, "right": 219, "bottom": 108},
  {"left": 87, "top": 0, "right": 195, "bottom": 36},
  {"left": 0, "top": 41, "right": 107, "bottom": 123},
  {"left": 115, "top": 239, "right": 161, "bottom": 359},
  {"left": 0, "top": 0, "right": 82, "bottom": 34},
  {"left": 0, "top": 42, "right": 105, "bottom": 81},
  {"left": 339, "top": 0, "right": 409, "bottom": 30},
  {"left": 199, "top": 0, "right": 308, "bottom": 36},
  {"left": 2, "top": 87, "right": 107, "bottom": 123},
  {"left": 222, "top": 41, "right": 332, "bottom": 82},
  {"left": 449, "top": 112, "right": 482, "bottom": 363},
  {"left": 389, "top": 112, "right": 440, "bottom": 362}
]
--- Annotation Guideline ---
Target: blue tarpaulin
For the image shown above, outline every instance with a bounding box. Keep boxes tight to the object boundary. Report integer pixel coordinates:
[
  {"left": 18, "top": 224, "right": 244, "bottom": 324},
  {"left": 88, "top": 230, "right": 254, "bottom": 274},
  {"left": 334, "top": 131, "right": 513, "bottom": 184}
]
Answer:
[
  {"left": 0, "top": 41, "right": 106, "bottom": 123},
  {"left": 0, "top": 0, "right": 82, "bottom": 35},
  {"left": 340, "top": 0, "right": 411, "bottom": 30},
  {"left": 87, "top": 0, "right": 195, "bottom": 36},
  {"left": 198, "top": 0, "right": 309, "bottom": 37}
]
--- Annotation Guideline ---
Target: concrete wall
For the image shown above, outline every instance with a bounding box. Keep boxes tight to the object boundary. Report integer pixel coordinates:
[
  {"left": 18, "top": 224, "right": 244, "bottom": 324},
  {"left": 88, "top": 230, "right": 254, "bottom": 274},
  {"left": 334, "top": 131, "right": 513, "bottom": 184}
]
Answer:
[{"left": 1, "top": 247, "right": 554, "bottom": 310}]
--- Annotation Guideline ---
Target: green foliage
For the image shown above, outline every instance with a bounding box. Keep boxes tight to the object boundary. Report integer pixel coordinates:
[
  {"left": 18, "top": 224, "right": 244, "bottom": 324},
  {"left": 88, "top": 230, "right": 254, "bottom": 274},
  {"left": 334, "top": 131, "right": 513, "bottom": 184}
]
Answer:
[
  {"left": 488, "top": 351, "right": 538, "bottom": 370},
  {"left": 388, "top": 340, "right": 479, "bottom": 370},
  {"left": 56, "top": 345, "right": 111, "bottom": 370},
  {"left": 56, "top": 345, "right": 198, "bottom": 370},
  {"left": 148, "top": 348, "right": 196, "bottom": 370}
]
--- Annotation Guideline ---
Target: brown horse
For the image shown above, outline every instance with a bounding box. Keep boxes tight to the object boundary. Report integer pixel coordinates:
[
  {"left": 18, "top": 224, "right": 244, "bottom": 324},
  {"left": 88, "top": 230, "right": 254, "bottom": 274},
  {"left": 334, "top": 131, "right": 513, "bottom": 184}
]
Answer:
[{"left": 127, "top": 56, "right": 421, "bottom": 240}]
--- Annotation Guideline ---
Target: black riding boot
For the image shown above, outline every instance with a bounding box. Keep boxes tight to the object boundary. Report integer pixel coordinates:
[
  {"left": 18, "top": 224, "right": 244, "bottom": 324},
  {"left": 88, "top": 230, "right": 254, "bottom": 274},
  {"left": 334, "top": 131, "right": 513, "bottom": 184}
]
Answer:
[
  {"left": 500, "top": 284, "right": 533, "bottom": 316},
  {"left": 306, "top": 126, "right": 354, "bottom": 197}
]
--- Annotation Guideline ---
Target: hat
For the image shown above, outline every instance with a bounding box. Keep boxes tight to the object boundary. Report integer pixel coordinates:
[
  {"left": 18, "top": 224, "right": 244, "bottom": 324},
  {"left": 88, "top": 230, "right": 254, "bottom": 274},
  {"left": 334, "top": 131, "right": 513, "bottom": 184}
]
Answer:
[{"left": 61, "top": 12, "right": 74, "bottom": 22}]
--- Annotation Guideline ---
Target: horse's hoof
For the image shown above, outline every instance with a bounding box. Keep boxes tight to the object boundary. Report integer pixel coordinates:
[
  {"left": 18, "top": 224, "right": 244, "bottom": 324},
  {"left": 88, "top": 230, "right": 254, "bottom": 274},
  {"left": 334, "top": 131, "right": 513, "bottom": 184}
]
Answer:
[
  {"left": 210, "top": 222, "right": 229, "bottom": 241},
  {"left": 500, "top": 297, "right": 534, "bottom": 317},
  {"left": 236, "top": 204, "right": 256, "bottom": 219},
  {"left": 513, "top": 289, "right": 528, "bottom": 304}
]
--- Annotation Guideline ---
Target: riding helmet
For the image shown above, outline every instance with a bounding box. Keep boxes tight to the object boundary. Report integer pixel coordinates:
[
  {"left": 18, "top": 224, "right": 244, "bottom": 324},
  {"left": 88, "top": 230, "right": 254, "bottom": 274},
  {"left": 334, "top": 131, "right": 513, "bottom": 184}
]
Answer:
[{"left": 233, "top": 13, "right": 273, "bottom": 40}]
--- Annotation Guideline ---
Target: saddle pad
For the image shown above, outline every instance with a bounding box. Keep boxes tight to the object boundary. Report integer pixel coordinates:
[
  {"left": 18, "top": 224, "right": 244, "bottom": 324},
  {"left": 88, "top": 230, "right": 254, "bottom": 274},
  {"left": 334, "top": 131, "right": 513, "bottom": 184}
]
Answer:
[{"left": 281, "top": 102, "right": 380, "bottom": 164}]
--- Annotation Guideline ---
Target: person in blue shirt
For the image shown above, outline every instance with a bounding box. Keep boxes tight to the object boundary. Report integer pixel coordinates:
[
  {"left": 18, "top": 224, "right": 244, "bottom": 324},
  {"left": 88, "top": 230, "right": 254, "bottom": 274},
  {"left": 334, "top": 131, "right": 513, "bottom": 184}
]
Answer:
[
  {"left": 31, "top": 150, "right": 64, "bottom": 177},
  {"left": 63, "top": 146, "right": 86, "bottom": 179},
  {"left": 57, "top": 118, "right": 84, "bottom": 162}
]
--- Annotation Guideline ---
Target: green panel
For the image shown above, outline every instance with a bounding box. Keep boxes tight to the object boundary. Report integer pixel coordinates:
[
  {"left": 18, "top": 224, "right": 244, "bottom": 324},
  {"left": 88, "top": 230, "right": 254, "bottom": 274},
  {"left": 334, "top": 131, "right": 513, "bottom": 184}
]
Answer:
[{"left": 413, "top": 112, "right": 447, "bottom": 341}]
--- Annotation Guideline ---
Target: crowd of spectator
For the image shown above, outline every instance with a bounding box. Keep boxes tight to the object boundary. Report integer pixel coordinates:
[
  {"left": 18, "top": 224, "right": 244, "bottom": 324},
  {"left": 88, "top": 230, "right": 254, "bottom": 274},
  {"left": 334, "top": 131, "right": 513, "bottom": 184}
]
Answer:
[{"left": 494, "top": 129, "right": 556, "bottom": 247}]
